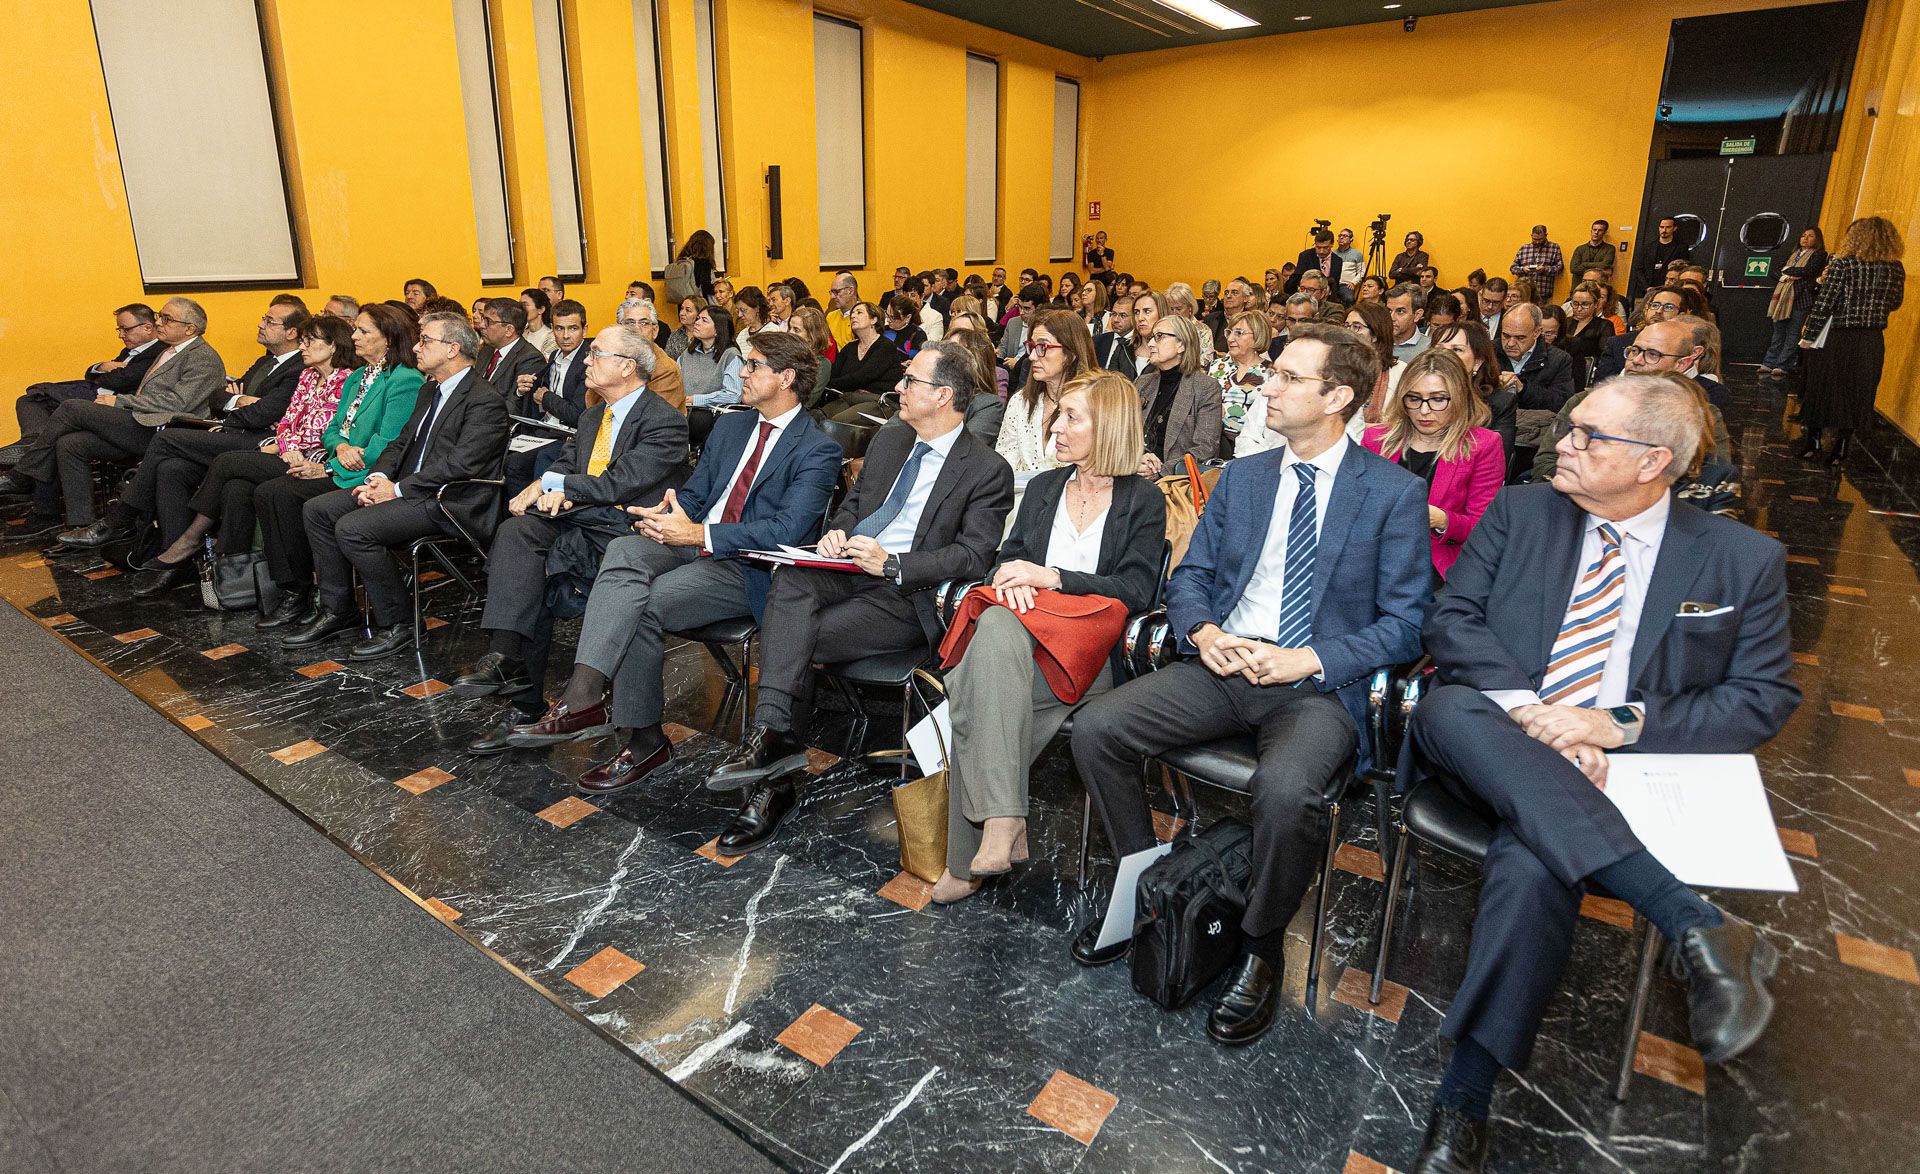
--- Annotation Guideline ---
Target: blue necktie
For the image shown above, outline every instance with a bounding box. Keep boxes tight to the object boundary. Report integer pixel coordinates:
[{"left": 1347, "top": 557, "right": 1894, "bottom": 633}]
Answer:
[
  {"left": 1274, "top": 462, "right": 1318, "bottom": 649},
  {"left": 854, "top": 441, "right": 932, "bottom": 538}
]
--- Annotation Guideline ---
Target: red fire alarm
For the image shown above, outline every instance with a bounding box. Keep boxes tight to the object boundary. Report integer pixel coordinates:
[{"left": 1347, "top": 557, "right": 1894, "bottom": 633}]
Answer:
[{"left": 1088, "top": 201, "right": 1102, "bottom": 220}]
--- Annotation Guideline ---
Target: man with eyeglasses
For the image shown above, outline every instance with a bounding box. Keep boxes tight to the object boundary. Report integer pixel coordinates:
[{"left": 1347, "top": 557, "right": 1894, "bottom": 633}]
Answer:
[
  {"left": 0, "top": 297, "right": 226, "bottom": 537},
  {"left": 451, "top": 324, "right": 692, "bottom": 734},
  {"left": 826, "top": 271, "right": 859, "bottom": 350},
  {"left": 1534, "top": 316, "right": 1724, "bottom": 482},
  {"left": 1401, "top": 374, "right": 1796, "bottom": 1174},
  {"left": 1, "top": 303, "right": 163, "bottom": 472},
  {"left": 1072, "top": 322, "right": 1429, "bottom": 1045},
  {"left": 1493, "top": 303, "right": 1575, "bottom": 452},
  {"left": 1285, "top": 230, "right": 1350, "bottom": 303},
  {"left": 1263, "top": 293, "right": 1319, "bottom": 364},
  {"left": 705, "top": 340, "right": 1013, "bottom": 854},
  {"left": 1094, "top": 290, "right": 1139, "bottom": 379},
  {"left": 614, "top": 297, "right": 687, "bottom": 413},
  {"left": 996, "top": 282, "right": 1049, "bottom": 372},
  {"left": 503, "top": 298, "right": 592, "bottom": 488},
  {"left": 287, "top": 311, "right": 508, "bottom": 660},
  {"left": 474, "top": 297, "right": 546, "bottom": 408}
]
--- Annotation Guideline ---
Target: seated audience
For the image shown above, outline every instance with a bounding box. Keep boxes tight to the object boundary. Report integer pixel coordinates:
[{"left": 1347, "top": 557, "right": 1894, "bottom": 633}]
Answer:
[
  {"left": 825, "top": 272, "right": 859, "bottom": 348},
  {"left": 1560, "top": 281, "right": 1617, "bottom": 388},
  {"left": 786, "top": 306, "right": 836, "bottom": 410},
  {"left": 323, "top": 295, "right": 360, "bottom": 322},
  {"left": 1134, "top": 315, "right": 1222, "bottom": 477},
  {"left": 519, "top": 288, "right": 558, "bottom": 357},
  {"left": 766, "top": 284, "right": 795, "bottom": 330},
  {"left": 1076, "top": 279, "right": 1110, "bottom": 336},
  {"left": 1428, "top": 320, "right": 1518, "bottom": 459},
  {"left": 476, "top": 297, "right": 546, "bottom": 404},
  {"left": 1386, "top": 285, "right": 1431, "bottom": 366},
  {"left": 703, "top": 341, "right": 1014, "bottom": 854},
  {"left": 665, "top": 296, "right": 703, "bottom": 359},
  {"left": 996, "top": 283, "right": 1048, "bottom": 368},
  {"left": 1495, "top": 303, "right": 1576, "bottom": 448},
  {"left": 1361, "top": 348, "right": 1502, "bottom": 580},
  {"left": 731, "top": 287, "right": 772, "bottom": 352},
  {"left": 451, "top": 325, "right": 692, "bottom": 735},
  {"left": 882, "top": 294, "right": 927, "bottom": 357},
  {"left": 930, "top": 329, "right": 1009, "bottom": 444},
  {"left": 935, "top": 370, "right": 1167, "bottom": 904},
  {"left": 504, "top": 299, "right": 591, "bottom": 487},
  {"left": 4, "top": 303, "right": 163, "bottom": 468},
  {"left": 1423, "top": 291, "right": 1464, "bottom": 332},
  {"left": 1403, "top": 374, "right": 1797, "bottom": 1174},
  {"left": 681, "top": 304, "right": 744, "bottom": 415},
  {"left": 0, "top": 297, "right": 225, "bottom": 534},
  {"left": 1093, "top": 290, "right": 1139, "bottom": 379},
  {"left": 1477, "top": 277, "right": 1510, "bottom": 334},
  {"left": 254, "top": 306, "right": 425, "bottom": 627},
  {"left": 1071, "top": 323, "right": 1428, "bottom": 1045},
  {"left": 996, "top": 309, "right": 1094, "bottom": 475},
  {"left": 614, "top": 298, "right": 687, "bottom": 413},
  {"left": 285, "top": 311, "right": 509, "bottom": 660},
  {"left": 1209, "top": 311, "right": 1274, "bottom": 437},
  {"left": 1534, "top": 317, "right": 1731, "bottom": 481},
  {"left": 403, "top": 279, "right": 436, "bottom": 312},
  {"left": 1341, "top": 301, "right": 1407, "bottom": 436},
  {"left": 823, "top": 302, "right": 906, "bottom": 415},
  {"left": 1538, "top": 304, "right": 1568, "bottom": 347},
  {"left": 1356, "top": 275, "right": 1388, "bottom": 305}
]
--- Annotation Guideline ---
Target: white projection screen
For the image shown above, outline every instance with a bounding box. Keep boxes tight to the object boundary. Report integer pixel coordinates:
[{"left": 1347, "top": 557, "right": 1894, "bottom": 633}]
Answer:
[
  {"left": 964, "top": 54, "right": 999, "bottom": 265},
  {"left": 1049, "top": 77, "right": 1080, "bottom": 263},
  {"left": 813, "top": 15, "right": 867, "bottom": 270}
]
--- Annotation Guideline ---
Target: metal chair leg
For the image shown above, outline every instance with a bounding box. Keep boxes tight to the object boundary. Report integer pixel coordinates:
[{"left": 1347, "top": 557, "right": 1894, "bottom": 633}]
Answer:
[
  {"left": 1369, "top": 770, "right": 1396, "bottom": 877},
  {"left": 738, "top": 633, "right": 756, "bottom": 740},
  {"left": 897, "top": 681, "right": 915, "bottom": 780},
  {"left": 1614, "top": 919, "right": 1662, "bottom": 1101},
  {"left": 704, "top": 641, "right": 745, "bottom": 733},
  {"left": 1371, "top": 822, "right": 1410, "bottom": 1004},
  {"left": 410, "top": 546, "right": 424, "bottom": 648},
  {"left": 1077, "top": 791, "right": 1093, "bottom": 888},
  {"left": 1306, "top": 799, "right": 1342, "bottom": 1011}
]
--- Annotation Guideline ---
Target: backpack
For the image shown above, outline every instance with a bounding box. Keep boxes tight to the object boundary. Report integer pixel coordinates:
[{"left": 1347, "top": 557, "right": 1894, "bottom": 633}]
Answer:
[
  {"left": 1130, "top": 818, "right": 1254, "bottom": 1010},
  {"left": 662, "top": 259, "right": 699, "bottom": 303}
]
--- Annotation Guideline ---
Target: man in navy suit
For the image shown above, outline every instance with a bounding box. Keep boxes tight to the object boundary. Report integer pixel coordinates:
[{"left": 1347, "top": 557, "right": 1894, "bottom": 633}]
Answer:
[
  {"left": 1072, "top": 323, "right": 1431, "bottom": 1043},
  {"left": 453, "top": 323, "right": 692, "bottom": 739},
  {"left": 1283, "top": 231, "right": 1352, "bottom": 302},
  {"left": 1400, "top": 375, "right": 1799, "bottom": 1174},
  {"left": 2, "top": 303, "right": 163, "bottom": 469},
  {"left": 504, "top": 298, "right": 593, "bottom": 487},
  {"left": 482, "top": 330, "right": 840, "bottom": 792}
]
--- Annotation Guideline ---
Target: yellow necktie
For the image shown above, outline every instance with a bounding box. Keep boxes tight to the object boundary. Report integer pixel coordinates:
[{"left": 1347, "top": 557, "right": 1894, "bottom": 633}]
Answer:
[{"left": 586, "top": 417, "right": 615, "bottom": 476}]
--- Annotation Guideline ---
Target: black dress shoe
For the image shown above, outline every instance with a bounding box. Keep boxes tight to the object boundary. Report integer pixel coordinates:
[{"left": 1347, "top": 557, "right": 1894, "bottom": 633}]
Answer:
[
  {"left": 577, "top": 737, "right": 673, "bottom": 795},
  {"left": 707, "top": 724, "right": 810, "bottom": 791},
  {"left": 256, "top": 589, "right": 317, "bottom": 629},
  {"left": 1677, "top": 913, "right": 1779, "bottom": 1064},
  {"left": 16, "top": 512, "right": 64, "bottom": 539},
  {"left": 56, "top": 520, "right": 130, "bottom": 549},
  {"left": 1070, "top": 920, "right": 1129, "bottom": 967},
  {"left": 0, "top": 440, "right": 27, "bottom": 469},
  {"left": 467, "top": 707, "right": 541, "bottom": 756},
  {"left": 715, "top": 778, "right": 797, "bottom": 854},
  {"left": 1413, "top": 1105, "right": 1489, "bottom": 1174},
  {"left": 349, "top": 623, "right": 414, "bottom": 661},
  {"left": 283, "top": 608, "right": 361, "bottom": 648},
  {"left": 1207, "top": 954, "right": 1280, "bottom": 1045},
  {"left": 450, "top": 651, "right": 532, "bottom": 698},
  {"left": 131, "top": 562, "right": 196, "bottom": 598},
  {"left": 0, "top": 471, "right": 34, "bottom": 498}
]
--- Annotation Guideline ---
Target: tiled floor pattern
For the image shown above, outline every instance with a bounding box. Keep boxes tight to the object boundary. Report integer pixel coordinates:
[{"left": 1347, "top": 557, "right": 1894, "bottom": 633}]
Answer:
[{"left": 5, "top": 369, "right": 1920, "bottom": 1170}]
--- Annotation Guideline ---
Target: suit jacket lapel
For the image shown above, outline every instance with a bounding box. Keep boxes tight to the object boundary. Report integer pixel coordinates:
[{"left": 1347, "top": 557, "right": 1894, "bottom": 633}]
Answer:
[
  {"left": 1223, "top": 454, "right": 1283, "bottom": 608},
  {"left": 1311, "top": 446, "right": 1369, "bottom": 623},
  {"left": 748, "top": 413, "right": 811, "bottom": 504},
  {"left": 1531, "top": 492, "right": 1588, "bottom": 681},
  {"left": 1630, "top": 500, "right": 1710, "bottom": 685},
  {"left": 912, "top": 430, "right": 976, "bottom": 546},
  {"left": 1095, "top": 474, "right": 1138, "bottom": 571}
]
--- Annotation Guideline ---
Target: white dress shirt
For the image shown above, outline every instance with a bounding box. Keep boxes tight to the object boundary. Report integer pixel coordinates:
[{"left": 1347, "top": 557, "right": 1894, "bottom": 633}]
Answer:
[
  {"left": 392, "top": 366, "right": 470, "bottom": 497},
  {"left": 1223, "top": 435, "right": 1348, "bottom": 650},
  {"left": 874, "top": 421, "right": 965, "bottom": 553},
  {"left": 1485, "top": 492, "right": 1671, "bottom": 713},
  {"left": 226, "top": 348, "right": 300, "bottom": 410},
  {"left": 698, "top": 402, "right": 802, "bottom": 550},
  {"left": 1043, "top": 471, "right": 1108, "bottom": 574}
]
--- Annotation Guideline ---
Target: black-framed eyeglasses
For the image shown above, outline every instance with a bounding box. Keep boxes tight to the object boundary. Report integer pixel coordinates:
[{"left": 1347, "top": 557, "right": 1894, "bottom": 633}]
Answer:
[
  {"left": 1401, "top": 393, "right": 1453, "bottom": 413},
  {"left": 741, "top": 356, "right": 776, "bottom": 375},
  {"left": 898, "top": 373, "right": 942, "bottom": 393},
  {"left": 1555, "top": 419, "right": 1664, "bottom": 451},
  {"left": 1622, "top": 344, "right": 1685, "bottom": 362},
  {"left": 154, "top": 313, "right": 185, "bottom": 326}
]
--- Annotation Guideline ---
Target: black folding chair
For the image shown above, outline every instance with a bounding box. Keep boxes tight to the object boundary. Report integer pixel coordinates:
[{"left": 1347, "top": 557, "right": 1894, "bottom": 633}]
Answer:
[
  {"left": 406, "top": 478, "right": 505, "bottom": 645},
  {"left": 670, "top": 615, "right": 759, "bottom": 739}
]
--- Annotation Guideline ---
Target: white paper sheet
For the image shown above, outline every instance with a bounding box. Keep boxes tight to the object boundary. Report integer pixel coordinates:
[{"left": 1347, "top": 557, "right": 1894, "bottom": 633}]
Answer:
[
  {"left": 1097, "top": 842, "right": 1175, "bottom": 950},
  {"left": 1602, "top": 753, "right": 1799, "bottom": 892},
  {"left": 906, "top": 701, "right": 952, "bottom": 774}
]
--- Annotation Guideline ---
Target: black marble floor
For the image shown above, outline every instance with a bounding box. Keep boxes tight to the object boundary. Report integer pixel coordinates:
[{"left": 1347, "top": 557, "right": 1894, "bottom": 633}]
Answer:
[{"left": 5, "top": 368, "right": 1919, "bottom": 1172}]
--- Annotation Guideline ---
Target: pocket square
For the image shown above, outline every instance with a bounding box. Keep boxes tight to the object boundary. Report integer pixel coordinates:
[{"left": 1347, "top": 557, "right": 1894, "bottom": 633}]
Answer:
[{"left": 1677, "top": 604, "right": 1734, "bottom": 618}]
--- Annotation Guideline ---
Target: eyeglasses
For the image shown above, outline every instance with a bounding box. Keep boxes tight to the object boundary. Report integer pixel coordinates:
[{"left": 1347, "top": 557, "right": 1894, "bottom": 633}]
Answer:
[
  {"left": 154, "top": 313, "right": 185, "bottom": 326},
  {"left": 1648, "top": 302, "right": 1684, "bottom": 315},
  {"left": 742, "top": 356, "right": 775, "bottom": 374},
  {"left": 1555, "top": 419, "right": 1664, "bottom": 451},
  {"left": 1401, "top": 393, "right": 1453, "bottom": 413},
  {"left": 1227, "top": 327, "right": 1253, "bottom": 340},
  {"left": 898, "top": 373, "right": 942, "bottom": 393},
  {"left": 588, "top": 348, "right": 637, "bottom": 363},
  {"left": 1151, "top": 331, "right": 1182, "bottom": 342},
  {"left": 1270, "top": 370, "right": 1332, "bottom": 389},
  {"left": 1028, "top": 340, "right": 1063, "bottom": 357},
  {"left": 418, "top": 334, "right": 453, "bottom": 347},
  {"left": 1622, "top": 344, "right": 1685, "bottom": 362}
]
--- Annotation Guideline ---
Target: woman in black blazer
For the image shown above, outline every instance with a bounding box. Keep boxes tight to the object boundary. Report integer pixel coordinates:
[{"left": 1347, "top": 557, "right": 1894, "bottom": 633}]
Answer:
[
  {"left": 936, "top": 371, "right": 1166, "bottom": 905},
  {"left": 823, "top": 301, "right": 907, "bottom": 421},
  {"left": 1559, "top": 281, "right": 1617, "bottom": 389}
]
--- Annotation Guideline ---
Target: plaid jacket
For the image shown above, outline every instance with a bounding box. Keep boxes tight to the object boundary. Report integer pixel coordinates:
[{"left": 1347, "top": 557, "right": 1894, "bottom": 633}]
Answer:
[
  {"left": 1803, "top": 257, "right": 1906, "bottom": 337},
  {"left": 1510, "top": 242, "right": 1564, "bottom": 290}
]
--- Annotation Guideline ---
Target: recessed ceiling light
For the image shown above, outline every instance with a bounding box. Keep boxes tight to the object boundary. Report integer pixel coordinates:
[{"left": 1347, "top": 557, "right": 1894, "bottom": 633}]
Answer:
[
  {"left": 1294, "top": 13, "right": 1312, "bottom": 19},
  {"left": 1148, "top": 0, "right": 1259, "bottom": 29},
  {"left": 1383, "top": 4, "right": 1402, "bottom": 8}
]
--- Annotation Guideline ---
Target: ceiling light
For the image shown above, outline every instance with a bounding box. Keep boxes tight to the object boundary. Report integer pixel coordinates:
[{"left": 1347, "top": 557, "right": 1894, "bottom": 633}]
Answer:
[
  {"left": 1383, "top": 4, "right": 1402, "bottom": 8},
  {"left": 1148, "top": 0, "right": 1259, "bottom": 29}
]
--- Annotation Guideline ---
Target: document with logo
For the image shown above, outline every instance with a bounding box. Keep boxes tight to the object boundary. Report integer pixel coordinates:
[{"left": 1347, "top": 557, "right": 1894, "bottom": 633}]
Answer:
[
  {"left": 1097, "top": 842, "right": 1175, "bottom": 950},
  {"left": 905, "top": 701, "right": 952, "bottom": 774},
  {"left": 1602, "top": 753, "right": 1798, "bottom": 892}
]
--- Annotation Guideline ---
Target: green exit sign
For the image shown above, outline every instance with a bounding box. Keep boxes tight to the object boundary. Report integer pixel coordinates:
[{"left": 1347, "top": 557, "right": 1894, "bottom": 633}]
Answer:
[
  {"left": 1721, "top": 137, "right": 1758, "bottom": 156},
  {"left": 1746, "top": 256, "right": 1772, "bottom": 278}
]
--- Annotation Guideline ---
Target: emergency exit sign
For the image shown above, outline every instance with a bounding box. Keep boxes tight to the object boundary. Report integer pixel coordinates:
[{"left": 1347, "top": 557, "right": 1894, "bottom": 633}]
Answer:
[
  {"left": 1721, "top": 137, "right": 1757, "bottom": 155},
  {"left": 1746, "top": 256, "right": 1772, "bottom": 278}
]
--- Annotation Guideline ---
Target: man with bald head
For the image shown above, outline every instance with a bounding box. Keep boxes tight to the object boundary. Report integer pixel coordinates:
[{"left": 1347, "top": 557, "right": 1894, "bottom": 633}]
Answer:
[
  {"left": 1496, "top": 301, "right": 1576, "bottom": 449},
  {"left": 1532, "top": 316, "right": 1725, "bottom": 482}
]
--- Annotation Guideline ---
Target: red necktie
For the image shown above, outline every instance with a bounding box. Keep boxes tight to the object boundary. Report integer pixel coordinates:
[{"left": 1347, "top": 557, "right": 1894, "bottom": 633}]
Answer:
[
  {"left": 720, "top": 421, "right": 775, "bottom": 524},
  {"left": 486, "top": 351, "right": 502, "bottom": 380}
]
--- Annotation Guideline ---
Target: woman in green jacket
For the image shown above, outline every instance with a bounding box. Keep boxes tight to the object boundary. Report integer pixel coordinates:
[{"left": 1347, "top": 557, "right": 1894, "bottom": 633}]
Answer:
[{"left": 253, "top": 304, "right": 426, "bottom": 626}]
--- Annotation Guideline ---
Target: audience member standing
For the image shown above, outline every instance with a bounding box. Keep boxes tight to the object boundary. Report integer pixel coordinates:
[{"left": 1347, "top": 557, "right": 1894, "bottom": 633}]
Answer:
[
  {"left": 1510, "top": 226, "right": 1564, "bottom": 303},
  {"left": 1631, "top": 216, "right": 1692, "bottom": 300},
  {"left": 1796, "top": 215, "right": 1906, "bottom": 465},
  {"left": 1760, "top": 226, "right": 1828, "bottom": 379},
  {"left": 1569, "top": 220, "right": 1616, "bottom": 287},
  {"left": 1389, "top": 231, "right": 1429, "bottom": 286}
]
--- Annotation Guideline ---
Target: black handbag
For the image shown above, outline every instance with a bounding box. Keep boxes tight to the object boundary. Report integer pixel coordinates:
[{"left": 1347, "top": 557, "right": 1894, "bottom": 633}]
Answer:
[
  {"left": 201, "top": 552, "right": 264, "bottom": 611},
  {"left": 1130, "top": 818, "right": 1255, "bottom": 1010}
]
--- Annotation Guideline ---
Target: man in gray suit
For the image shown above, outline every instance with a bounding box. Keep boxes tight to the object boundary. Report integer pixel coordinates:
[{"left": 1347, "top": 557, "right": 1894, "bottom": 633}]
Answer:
[{"left": 0, "top": 297, "right": 224, "bottom": 532}]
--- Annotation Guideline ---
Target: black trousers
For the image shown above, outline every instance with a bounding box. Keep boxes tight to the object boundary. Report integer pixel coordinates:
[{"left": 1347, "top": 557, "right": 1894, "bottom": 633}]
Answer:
[
  {"left": 303, "top": 489, "right": 456, "bottom": 625},
  {"left": 478, "top": 511, "right": 624, "bottom": 706},
  {"left": 187, "top": 448, "right": 288, "bottom": 554},
  {"left": 1409, "top": 684, "right": 1646, "bottom": 1071},
  {"left": 14, "top": 380, "right": 95, "bottom": 442},
  {"left": 17, "top": 400, "right": 156, "bottom": 525},
  {"left": 751, "top": 566, "right": 927, "bottom": 730},
  {"left": 255, "top": 474, "right": 339, "bottom": 589},
  {"left": 121, "top": 427, "right": 261, "bottom": 546},
  {"left": 1071, "top": 659, "right": 1356, "bottom": 938}
]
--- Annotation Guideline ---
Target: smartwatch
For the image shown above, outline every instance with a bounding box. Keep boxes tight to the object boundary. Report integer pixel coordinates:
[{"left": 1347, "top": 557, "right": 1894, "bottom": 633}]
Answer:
[
  {"left": 882, "top": 553, "right": 901, "bottom": 582},
  {"left": 1606, "top": 705, "right": 1642, "bottom": 746}
]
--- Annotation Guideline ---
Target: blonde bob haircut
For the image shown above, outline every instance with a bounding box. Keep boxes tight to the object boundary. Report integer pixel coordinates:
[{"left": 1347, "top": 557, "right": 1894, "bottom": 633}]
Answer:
[
  {"left": 1060, "top": 369, "right": 1145, "bottom": 477},
  {"left": 1378, "top": 347, "right": 1490, "bottom": 464}
]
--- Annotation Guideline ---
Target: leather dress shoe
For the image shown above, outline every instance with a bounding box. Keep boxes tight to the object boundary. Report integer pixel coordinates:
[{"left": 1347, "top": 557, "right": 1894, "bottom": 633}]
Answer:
[
  {"left": 0, "top": 471, "right": 34, "bottom": 498},
  {"left": 714, "top": 778, "right": 797, "bottom": 855},
  {"left": 1677, "top": 913, "right": 1779, "bottom": 1064},
  {"left": 1412, "top": 1104, "right": 1489, "bottom": 1174},
  {"left": 256, "top": 590, "right": 317, "bottom": 629},
  {"left": 131, "top": 562, "right": 196, "bottom": 598},
  {"left": 450, "top": 652, "right": 532, "bottom": 699},
  {"left": 505, "top": 700, "right": 614, "bottom": 747},
  {"left": 577, "top": 737, "right": 673, "bottom": 795},
  {"left": 467, "top": 707, "right": 541, "bottom": 755},
  {"left": 0, "top": 440, "right": 27, "bottom": 469},
  {"left": 707, "top": 724, "right": 810, "bottom": 791},
  {"left": 283, "top": 608, "right": 360, "bottom": 648},
  {"left": 1206, "top": 954, "right": 1279, "bottom": 1045},
  {"left": 1070, "top": 920, "right": 1129, "bottom": 967},
  {"left": 57, "top": 520, "right": 130, "bottom": 549},
  {"left": 15, "top": 512, "right": 63, "bottom": 539},
  {"left": 349, "top": 623, "right": 414, "bottom": 661}
]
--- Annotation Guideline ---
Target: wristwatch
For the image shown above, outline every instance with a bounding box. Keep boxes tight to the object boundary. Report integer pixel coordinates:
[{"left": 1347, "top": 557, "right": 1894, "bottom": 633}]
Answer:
[
  {"left": 1606, "top": 705, "right": 1643, "bottom": 746},
  {"left": 882, "top": 553, "right": 901, "bottom": 583}
]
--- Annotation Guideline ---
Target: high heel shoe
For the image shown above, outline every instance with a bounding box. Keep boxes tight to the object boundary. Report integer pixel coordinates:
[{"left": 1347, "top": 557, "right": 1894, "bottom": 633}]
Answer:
[
  {"left": 1823, "top": 431, "right": 1853, "bottom": 465},
  {"left": 931, "top": 869, "right": 983, "bottom": 905},
  {"left": 968, "top": 819, "right": 1029, "bottom": 877},
  {"left": 1792, "top": 429, "right": 1823, "bottom": 460}
]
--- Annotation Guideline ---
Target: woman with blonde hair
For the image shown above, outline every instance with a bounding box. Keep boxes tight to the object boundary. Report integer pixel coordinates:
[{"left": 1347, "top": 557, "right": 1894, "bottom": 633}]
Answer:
[
  {"left": 1360, "top": 347, "right": 1502, "bottom": 579},
  {"left": 1134, "top": 314, "right": 1222, "bottom": 476},
  {"left": 995, "top": 309, "right": 1096, "bottom": 473},
  {"left": 934, "top": 369, "right": 1166, "bottom": 903},
  {"left": 1796, "top": 215, "right": 1906, "bottom": 464},
  {"left": 1164, "top": 282, "right": 1212, "bottom": 357},
  {"left": 786, "top": 305, "right": 836, "bottom": 410}
]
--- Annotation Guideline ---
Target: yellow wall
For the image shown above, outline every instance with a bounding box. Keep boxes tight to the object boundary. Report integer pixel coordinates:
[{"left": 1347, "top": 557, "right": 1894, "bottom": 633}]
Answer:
[
  {"left": 1078, "top": 0, "right": 1827, "bottom": 298},
  {"left": 1825, "top": 0, "right": 1920, "bottom": 438}
]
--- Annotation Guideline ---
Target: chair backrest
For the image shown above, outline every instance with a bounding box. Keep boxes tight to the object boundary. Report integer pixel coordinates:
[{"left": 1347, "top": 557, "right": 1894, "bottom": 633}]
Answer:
[
  {"left": 1150, "top": 540, "right": 1173, "bottom": 610},
  {"left": 817, "top": 418, "right": 877, "bottom": 461}
]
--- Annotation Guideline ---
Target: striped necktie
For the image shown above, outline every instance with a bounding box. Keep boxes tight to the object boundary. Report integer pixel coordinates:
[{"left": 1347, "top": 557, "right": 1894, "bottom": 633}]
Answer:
[
  {"left": 1540, "top": 523, "right": 1624, "bottom": 707},
  {"left": 1274, "top": 462, "right": 1319, "bottom": 649}
]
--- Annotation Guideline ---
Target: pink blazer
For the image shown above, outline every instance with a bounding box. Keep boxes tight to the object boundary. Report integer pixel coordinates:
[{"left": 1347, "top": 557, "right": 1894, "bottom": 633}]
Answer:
[{"left": 1361, "top": 426, "right": 1505, "bottom": 578}]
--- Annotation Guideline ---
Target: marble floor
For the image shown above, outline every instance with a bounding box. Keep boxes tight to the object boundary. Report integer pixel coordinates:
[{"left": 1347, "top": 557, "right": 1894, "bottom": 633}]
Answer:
[{"left": 4, "top": 368, "right": 1919, "bottom": 1172}]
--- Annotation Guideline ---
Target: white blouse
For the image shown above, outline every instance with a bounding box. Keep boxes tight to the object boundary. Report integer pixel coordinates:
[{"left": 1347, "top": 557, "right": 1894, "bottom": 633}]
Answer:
[
  {"left": 1044, "top": 474, "right": 1108, "bottom": 574},
  {"left": 994, "top": 392, "right": 1066, "bottom": 474}
]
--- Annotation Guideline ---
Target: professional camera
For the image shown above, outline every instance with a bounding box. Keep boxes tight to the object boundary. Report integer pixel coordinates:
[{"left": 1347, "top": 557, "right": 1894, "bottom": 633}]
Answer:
[
  {"left": 1309, "top": 217, "right": 1332, "bottom": 236},
  {"left": 1368, "top": 214, "right": 1391, "bottom": 244}
]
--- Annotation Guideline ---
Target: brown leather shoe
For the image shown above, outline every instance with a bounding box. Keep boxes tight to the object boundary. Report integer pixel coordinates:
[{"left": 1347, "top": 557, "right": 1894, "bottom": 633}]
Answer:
[
  {"left": 504, "top": 700, "right": 615, "bottom": 748},
  {"left": 577, "top": 739, "right": 672, "bottom": 794}
]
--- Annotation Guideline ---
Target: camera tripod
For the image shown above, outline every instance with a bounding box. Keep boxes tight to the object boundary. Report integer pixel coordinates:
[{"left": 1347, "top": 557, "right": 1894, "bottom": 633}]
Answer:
[{"left": 1366, "top": 223, "right": 1390, "bottom": 281}]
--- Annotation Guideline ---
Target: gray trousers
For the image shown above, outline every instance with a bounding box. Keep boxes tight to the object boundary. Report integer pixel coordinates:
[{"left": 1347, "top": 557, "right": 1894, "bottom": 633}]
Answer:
[
  {"left": 944, "top": 605, "right": 1112, "bottom": 878},
  {"left": 574, "top": 533, "right": 752, "bottom": 729}
]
